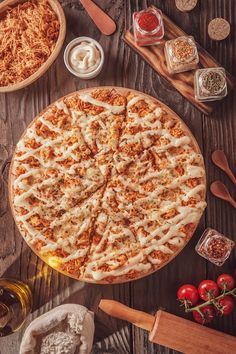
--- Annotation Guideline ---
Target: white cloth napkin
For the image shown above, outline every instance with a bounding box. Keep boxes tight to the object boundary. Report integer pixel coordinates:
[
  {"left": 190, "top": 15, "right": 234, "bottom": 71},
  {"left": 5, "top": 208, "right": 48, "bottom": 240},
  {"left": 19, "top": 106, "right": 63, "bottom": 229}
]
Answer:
[{"left": 20, "top": 304, "right": 94, "bottom": 354}]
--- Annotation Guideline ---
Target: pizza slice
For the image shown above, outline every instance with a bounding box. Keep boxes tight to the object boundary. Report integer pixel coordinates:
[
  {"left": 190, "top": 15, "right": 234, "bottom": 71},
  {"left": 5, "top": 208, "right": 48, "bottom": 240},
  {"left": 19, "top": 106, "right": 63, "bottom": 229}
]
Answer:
[
  {"left": 113, "top": 93, "right": 192, "bottom": 174},
  {"left": 13, "top": 103, "right": 106, "bottom": 205},
  {"left": 112, "top": 93, "right": 159, "bottom": 173},
  {"left": 83, "top": 210, "right": 152, "bottom": 283},
  {"left": 14, "top": 187, "right": 104, "bottom": 278},
  {"left": 63, "top": 89, "right": 127, "bottom": 177},
  {"left": 104, "top": 138, "right": 206, "bottom": 269}
]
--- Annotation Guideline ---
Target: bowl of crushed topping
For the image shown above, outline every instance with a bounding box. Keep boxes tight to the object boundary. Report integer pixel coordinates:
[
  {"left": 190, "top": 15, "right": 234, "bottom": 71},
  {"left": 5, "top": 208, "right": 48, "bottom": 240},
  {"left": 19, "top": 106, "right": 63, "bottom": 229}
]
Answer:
[
  {"left": 0, "top": 0, "right": 66, "bottom": 93},
  {"left": 64, "top": 37, "right": 104, "bottom": 79},
  {"left": 195, "top": 228, "right": 235, "bottom": 266},
  {"left": 165, "top": 36, "right": 199, "bottom": 74}
]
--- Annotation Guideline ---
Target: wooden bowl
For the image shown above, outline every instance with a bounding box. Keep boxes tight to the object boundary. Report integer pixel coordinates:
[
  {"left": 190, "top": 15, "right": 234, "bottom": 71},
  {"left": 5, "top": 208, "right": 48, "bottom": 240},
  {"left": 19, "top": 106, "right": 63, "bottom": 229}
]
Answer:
[{"left": 0, "top": 0, "right": 66, "bottom": 93}]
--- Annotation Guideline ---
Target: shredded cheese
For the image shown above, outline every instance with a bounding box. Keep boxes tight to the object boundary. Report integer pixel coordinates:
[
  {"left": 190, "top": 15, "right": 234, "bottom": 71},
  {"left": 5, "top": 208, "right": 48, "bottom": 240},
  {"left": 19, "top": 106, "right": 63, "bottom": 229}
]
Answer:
[{"left": 0, "top": 0, "right": 60, "bottom": 86}]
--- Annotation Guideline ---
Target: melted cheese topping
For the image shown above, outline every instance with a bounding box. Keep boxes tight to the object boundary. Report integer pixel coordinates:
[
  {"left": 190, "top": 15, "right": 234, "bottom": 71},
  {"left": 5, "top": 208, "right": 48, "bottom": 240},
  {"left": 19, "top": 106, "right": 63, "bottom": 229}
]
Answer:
[{"left": 11, "top": 89, "right": 206, "bottom": 282}]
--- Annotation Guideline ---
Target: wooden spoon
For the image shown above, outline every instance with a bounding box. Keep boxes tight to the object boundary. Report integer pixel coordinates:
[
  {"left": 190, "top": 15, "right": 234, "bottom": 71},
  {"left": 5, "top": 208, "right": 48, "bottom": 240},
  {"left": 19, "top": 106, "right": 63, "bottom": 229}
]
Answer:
[
  {"left": 210, "top": 181, "right": 236, "bottom": 208},
  {"left": 80, "top": 0, "right": 116, "bottom": 35},
  {"left": 212, "top": 150, "right": 236, "bottom": 185}
]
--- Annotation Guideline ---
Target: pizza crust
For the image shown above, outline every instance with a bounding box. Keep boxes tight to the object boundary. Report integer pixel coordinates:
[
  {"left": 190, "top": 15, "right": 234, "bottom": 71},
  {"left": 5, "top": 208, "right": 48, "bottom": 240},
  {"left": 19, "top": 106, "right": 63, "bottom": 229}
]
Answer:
[{"left": 9, "top": 87, "right": 206, "bottom": 284}]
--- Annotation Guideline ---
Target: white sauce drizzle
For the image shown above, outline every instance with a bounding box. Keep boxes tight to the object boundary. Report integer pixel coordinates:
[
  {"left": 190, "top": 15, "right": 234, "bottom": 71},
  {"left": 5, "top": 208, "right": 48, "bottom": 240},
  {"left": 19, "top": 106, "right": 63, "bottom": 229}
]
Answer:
[{"left": 79, "top": 93, "right": 125, "bottom": 114}]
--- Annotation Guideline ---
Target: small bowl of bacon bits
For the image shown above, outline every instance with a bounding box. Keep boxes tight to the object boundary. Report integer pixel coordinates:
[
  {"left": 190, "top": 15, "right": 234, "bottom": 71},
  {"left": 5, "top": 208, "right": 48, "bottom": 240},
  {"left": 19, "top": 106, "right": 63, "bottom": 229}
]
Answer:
[{"left": 0, "top": 0, "right": 66, "bottom": 93}]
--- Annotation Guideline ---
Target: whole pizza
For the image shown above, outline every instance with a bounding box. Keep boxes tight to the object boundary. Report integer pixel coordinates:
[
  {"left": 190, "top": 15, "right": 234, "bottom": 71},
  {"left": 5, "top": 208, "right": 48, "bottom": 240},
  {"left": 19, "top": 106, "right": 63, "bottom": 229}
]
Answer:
[{"left": 10, "top": 87, "right": 206, "bottom": 283}]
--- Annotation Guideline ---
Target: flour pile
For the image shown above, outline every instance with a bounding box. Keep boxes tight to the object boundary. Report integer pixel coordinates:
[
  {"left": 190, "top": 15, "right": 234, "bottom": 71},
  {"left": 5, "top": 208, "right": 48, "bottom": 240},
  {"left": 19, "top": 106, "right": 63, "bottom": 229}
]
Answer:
[{"left": 20, "top": 304, "right": 94, "bottom": 354}]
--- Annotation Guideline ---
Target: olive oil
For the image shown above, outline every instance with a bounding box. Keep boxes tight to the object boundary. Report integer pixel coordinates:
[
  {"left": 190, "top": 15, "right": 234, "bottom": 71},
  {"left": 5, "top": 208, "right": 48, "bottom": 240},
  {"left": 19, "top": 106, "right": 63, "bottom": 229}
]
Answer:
[{"left": 0, "top": 278, "right": 32, "bottom": 337}]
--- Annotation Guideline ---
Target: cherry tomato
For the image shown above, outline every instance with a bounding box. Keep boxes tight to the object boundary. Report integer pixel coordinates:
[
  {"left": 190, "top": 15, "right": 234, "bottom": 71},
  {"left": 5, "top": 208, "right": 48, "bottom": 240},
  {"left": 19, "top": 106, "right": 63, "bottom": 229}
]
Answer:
[
  {"left": 217, "top": 274, "right": 235, "bottom": 291},
  {"left": 198, "top": 280, "right": 219, "bottom": 301},
  {"left": 177, "top": 284, "right": 199, "bottom": 307},
  {"left": 192, "top": 303, "right": 215, "bottom": 325},
  {"left": 217, "top": 295, "right": 234, "bottom": 316}
]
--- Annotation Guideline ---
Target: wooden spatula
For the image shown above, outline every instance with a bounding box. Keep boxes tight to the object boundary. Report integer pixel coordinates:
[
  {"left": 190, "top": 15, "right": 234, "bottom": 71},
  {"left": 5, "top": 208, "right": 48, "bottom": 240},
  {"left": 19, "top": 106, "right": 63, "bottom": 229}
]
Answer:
[
  {"left": 99, "top": 299, "right": 236, "bottom": 354},
  {"left": 80, "top": 0, "right": 116, "bottom": 35}
]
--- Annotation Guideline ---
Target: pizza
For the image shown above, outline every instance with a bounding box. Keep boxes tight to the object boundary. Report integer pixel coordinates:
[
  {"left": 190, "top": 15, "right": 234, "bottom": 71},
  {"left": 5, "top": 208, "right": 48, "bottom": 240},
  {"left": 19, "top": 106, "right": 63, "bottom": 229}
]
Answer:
[{"left": 10, "top": 88, "right": 206, "bottom": 283}]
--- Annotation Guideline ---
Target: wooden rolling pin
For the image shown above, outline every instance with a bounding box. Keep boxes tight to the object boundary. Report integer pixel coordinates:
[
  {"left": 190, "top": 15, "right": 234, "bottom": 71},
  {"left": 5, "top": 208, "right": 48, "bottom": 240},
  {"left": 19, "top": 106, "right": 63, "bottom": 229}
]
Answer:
[{"left": 99, "top": 300, "right": 236, "bottom": 354}]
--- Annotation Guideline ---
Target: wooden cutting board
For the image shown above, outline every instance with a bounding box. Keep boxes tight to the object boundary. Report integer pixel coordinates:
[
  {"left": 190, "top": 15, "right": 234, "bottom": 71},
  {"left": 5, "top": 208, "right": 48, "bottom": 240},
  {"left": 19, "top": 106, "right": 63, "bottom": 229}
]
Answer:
[{"left": 123, "top": 7, "right": 234, "bottom": 115}]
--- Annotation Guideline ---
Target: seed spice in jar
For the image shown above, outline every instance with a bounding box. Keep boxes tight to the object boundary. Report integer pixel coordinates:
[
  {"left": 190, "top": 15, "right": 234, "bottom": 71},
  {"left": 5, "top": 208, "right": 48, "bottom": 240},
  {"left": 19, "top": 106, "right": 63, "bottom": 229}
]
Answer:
[
  {"left": 195, "top": 228, "right": 235, "bottom": 266},
  {"left": 194, "top": 67, "right": 227, "bottom": 102},
  {"left": 165, "top": 36, "right": 199, "bottom": 74},
  {"left": 172, "top": 38, "right": 195, "bottom": 61}
]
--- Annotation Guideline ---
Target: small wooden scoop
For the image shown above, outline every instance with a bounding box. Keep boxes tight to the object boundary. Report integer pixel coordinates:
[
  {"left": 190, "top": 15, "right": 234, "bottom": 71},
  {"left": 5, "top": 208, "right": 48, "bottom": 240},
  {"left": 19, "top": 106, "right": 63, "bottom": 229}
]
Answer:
[
  {"left": 210, "top": 181, "right": 236, "bottom": 208},
  {"left": 80, "top": 0, "right": 116, "bottom": 35},
  {"left": 212, "top": 150, "right": 236, "bottom": 185},
  {"left": 99, "top": 299, "right": 236, "bottom": 354}
]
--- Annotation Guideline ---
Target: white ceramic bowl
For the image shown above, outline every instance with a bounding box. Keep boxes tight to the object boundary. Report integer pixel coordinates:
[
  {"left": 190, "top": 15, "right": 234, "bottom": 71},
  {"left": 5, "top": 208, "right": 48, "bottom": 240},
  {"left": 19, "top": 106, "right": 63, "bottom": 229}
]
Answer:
[{"left": 64, "top": 37, "right": 104, "bottom": 79}]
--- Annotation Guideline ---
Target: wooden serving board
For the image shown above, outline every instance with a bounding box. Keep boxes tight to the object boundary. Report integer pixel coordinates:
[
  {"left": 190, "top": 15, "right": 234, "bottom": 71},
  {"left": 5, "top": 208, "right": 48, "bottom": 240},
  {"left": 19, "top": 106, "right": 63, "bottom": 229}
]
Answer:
[{"left": 123, "top": 7, "right": 234, "bottom": 115}]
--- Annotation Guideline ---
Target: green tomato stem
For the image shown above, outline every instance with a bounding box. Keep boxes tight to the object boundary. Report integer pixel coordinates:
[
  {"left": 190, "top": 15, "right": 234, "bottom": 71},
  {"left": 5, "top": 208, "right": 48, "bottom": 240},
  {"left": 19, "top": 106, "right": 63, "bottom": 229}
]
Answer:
[{"left": 185, "top": 287, "right": 236, "bottom": 313}]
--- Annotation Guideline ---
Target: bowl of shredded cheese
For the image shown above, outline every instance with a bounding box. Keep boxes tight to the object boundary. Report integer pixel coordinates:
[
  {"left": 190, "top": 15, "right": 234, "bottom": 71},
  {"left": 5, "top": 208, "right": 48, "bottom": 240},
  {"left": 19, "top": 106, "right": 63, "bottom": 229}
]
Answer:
[{"left": 0, "top": 0, "right": 66, "bottom": 93}]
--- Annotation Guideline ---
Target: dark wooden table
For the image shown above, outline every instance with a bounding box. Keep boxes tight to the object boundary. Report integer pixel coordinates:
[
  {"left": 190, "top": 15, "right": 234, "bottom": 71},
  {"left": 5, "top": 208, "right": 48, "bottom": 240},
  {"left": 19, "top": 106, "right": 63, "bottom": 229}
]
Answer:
[{"left": 0, "top": 1, "right": 236, "bottom": 353}]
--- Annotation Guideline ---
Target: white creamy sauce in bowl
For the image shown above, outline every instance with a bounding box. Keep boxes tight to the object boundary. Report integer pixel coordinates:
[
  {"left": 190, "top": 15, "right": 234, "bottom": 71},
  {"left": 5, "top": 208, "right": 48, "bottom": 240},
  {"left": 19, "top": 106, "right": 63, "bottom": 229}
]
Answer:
[
  {"left": 64, "top": 37, "right": 104, "bottom": 79},
  {"left": 69, "top": 41, "right": 101, "bottom": 74}
]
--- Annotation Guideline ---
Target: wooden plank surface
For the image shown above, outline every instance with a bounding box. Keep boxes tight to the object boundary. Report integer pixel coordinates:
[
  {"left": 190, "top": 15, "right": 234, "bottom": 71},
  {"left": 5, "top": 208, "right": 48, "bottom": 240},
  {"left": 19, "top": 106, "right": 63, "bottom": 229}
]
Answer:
[
  {"left": 0, "top": 1, "right": 235, "bottom": 354},
  {"left": 123, "top": 10, "right": 234, "bottom": 116}
]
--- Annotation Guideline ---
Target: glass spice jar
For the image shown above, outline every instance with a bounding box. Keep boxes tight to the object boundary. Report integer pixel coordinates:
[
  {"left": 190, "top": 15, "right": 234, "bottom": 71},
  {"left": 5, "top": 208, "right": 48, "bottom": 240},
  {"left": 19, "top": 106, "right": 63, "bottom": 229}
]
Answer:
[
  {"left": 195, "top": 228, "right": 235, "bottom": 266},
  {"left": 133, "top": 7, "right": 165, "bottom": 46},
  {"left": 164, "top": 36, "right": 199, "bottom": 74},
  {"left": 194, "top": 67, "right": 227, "bottom": 102}
]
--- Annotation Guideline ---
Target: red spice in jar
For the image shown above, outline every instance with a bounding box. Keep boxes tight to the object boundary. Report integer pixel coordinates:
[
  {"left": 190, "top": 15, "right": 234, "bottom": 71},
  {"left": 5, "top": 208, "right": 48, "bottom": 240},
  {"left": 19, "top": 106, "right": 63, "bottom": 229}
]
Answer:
[
  {"left": 195, "top": 228, "right": 235, "bottom": 266},
  {"left": 133, "top": 7, "right": 165, "bottom": 46},
  {"left": 206, "top": 237, "right": 229, "bottom": 259},
  {"left": 137, "top": 11, "right": 160, "bottom": 32}
]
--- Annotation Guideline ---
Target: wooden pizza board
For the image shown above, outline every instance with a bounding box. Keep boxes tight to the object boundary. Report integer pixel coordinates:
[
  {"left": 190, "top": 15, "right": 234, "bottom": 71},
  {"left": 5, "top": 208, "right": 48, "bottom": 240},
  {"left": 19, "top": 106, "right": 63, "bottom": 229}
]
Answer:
[
  {"left": 8, "top": 87, "right": 206, "bottom": 284},
  {"left": 123, "top": 7, "right": 234, "bottom": 116}
]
